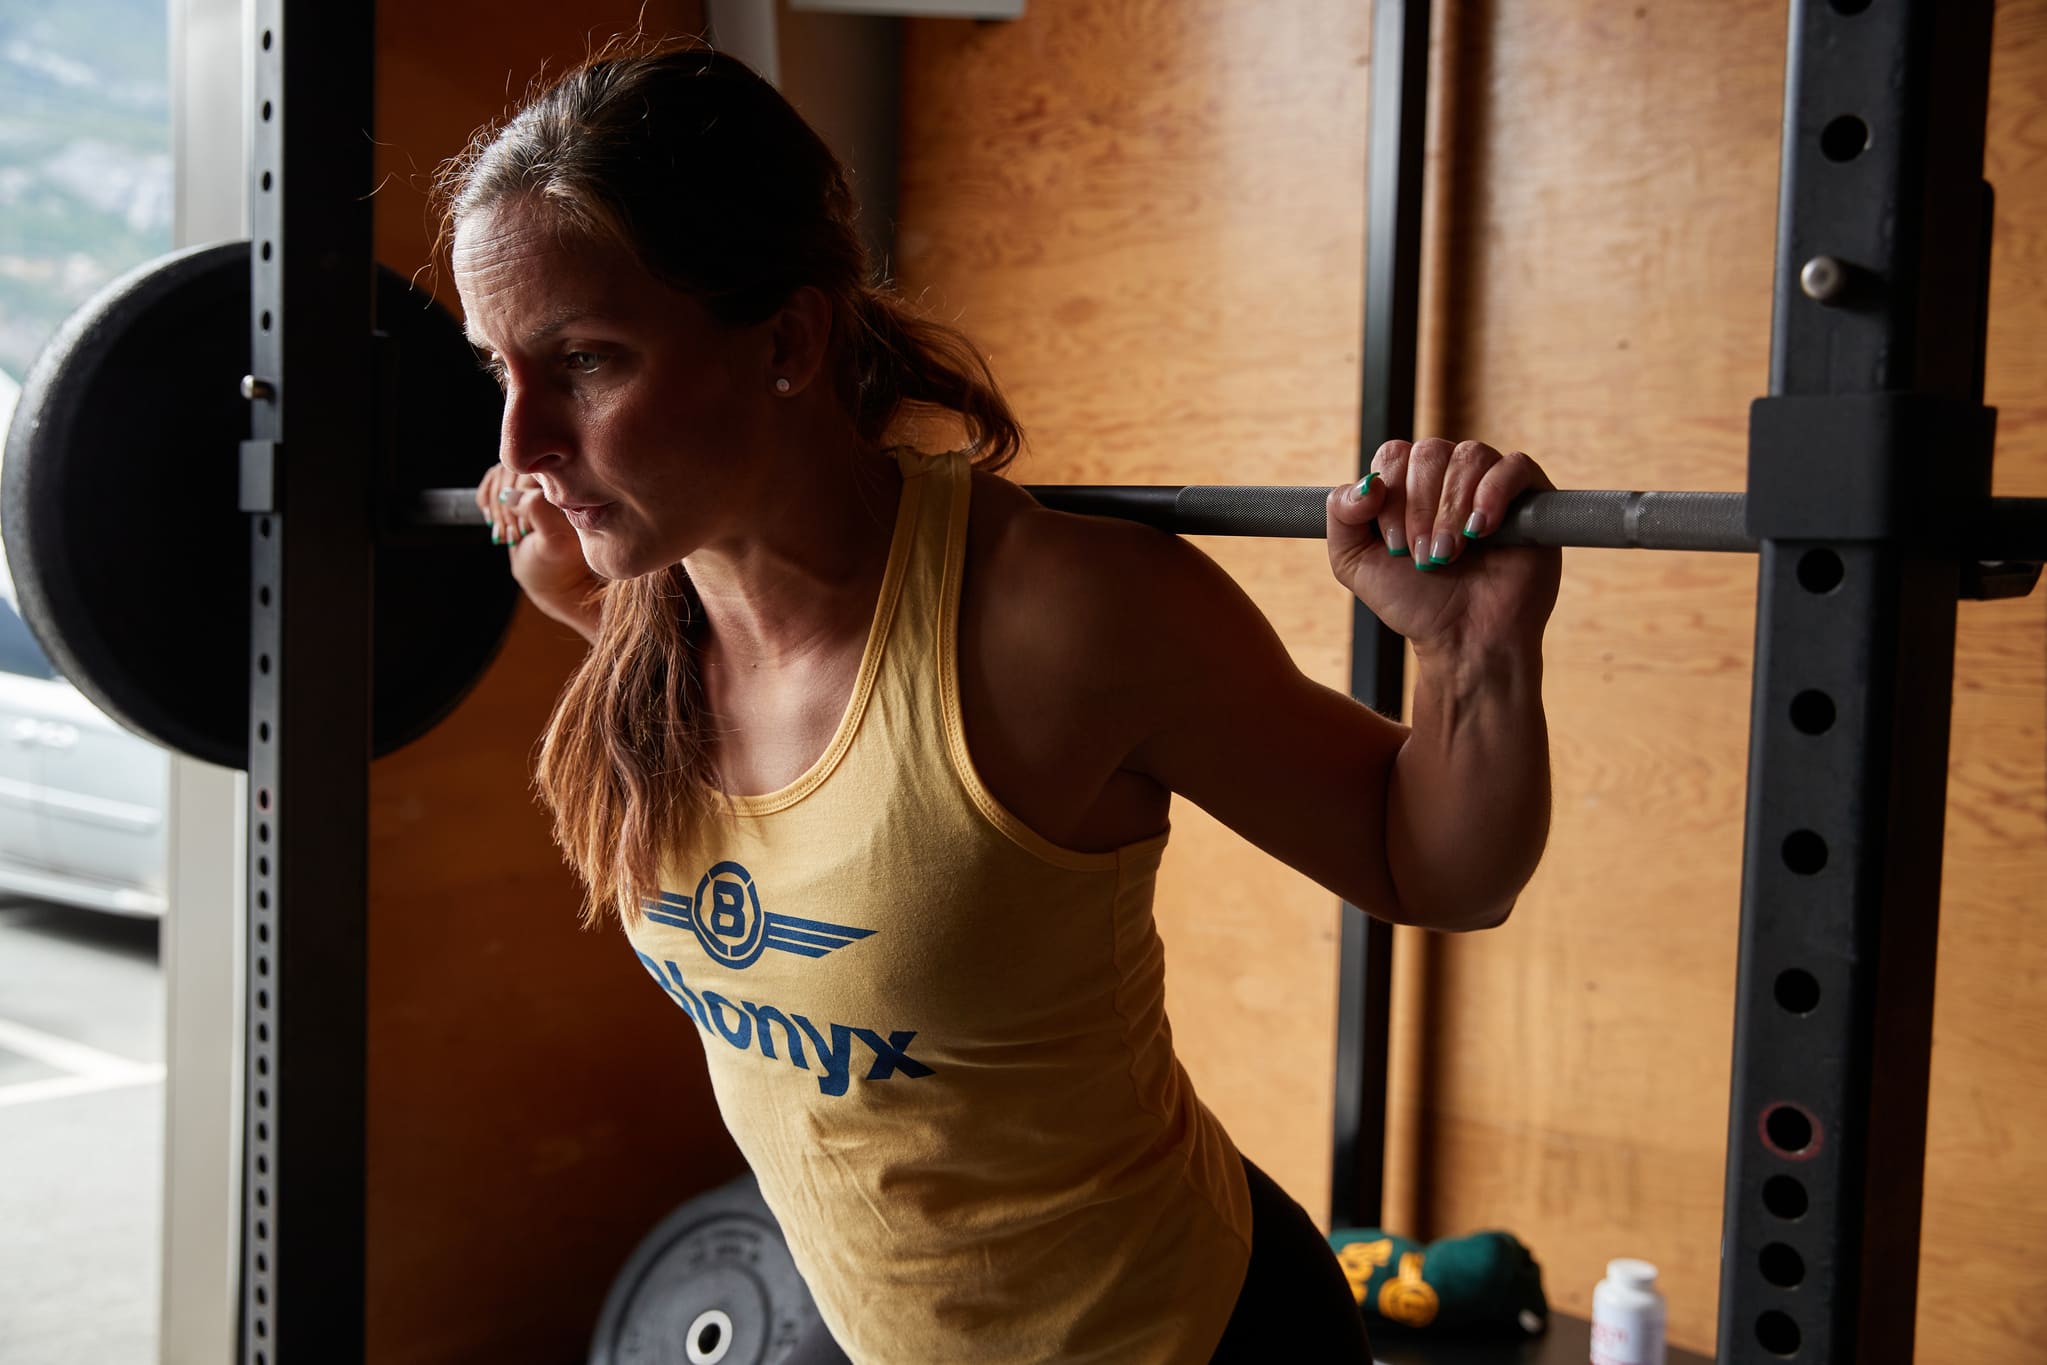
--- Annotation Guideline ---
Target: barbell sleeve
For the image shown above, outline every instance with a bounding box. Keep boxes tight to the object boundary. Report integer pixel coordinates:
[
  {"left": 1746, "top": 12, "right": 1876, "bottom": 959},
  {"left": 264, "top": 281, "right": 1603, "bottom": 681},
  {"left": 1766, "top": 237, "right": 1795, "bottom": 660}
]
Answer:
[{"left": 407, "top": 487, "right": 2047, "bottom": 560}]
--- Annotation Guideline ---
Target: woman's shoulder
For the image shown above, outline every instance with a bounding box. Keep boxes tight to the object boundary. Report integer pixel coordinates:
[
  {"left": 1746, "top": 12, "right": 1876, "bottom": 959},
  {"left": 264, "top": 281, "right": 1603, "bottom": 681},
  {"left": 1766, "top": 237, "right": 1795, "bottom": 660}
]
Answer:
[
  {"left": 961, "top": 466, "right": 1261, "bottom": 679},
  {"left": 968, "top": 468, "right": 1175, "bottom": 607}
]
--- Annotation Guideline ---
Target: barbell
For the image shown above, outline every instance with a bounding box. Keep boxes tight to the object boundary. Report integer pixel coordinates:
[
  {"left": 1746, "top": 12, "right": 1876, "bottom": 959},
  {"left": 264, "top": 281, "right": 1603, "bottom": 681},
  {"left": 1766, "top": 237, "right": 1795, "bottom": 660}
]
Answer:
[
  {"left": 418, "top": 484, "right": 2047, "bottom": 561},
  {"left": 5, "top": 241, "right": 2041, "bottom": 772}
]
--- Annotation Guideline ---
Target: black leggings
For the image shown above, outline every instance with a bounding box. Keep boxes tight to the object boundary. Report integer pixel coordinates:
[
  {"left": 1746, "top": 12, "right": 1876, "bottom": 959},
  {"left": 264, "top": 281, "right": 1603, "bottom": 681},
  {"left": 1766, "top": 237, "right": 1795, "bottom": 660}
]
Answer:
[{"left": 781, "top": 1157, "right": 1373, "bottom": 1363}]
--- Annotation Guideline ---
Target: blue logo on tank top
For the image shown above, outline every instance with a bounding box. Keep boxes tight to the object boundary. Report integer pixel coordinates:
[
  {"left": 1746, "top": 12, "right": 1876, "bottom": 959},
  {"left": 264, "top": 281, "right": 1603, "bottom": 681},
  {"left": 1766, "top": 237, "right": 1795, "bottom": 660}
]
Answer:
[
  {"left": 633, "top": 952, "right": 934, "bottom": 1097},
  {"left": 640, "top": 860, "right": 876, "bottom": 970}
]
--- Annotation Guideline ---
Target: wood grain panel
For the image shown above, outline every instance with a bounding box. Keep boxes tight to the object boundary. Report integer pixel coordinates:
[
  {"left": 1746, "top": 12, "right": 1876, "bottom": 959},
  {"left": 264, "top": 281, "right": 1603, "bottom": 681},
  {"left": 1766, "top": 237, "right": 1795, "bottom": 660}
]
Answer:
[
  {"left": 896, "top": 0, "right": 1375, "bottom": 1222},
  {"left": 365, "top": 7, "right": 739, "bottom": 1362}
]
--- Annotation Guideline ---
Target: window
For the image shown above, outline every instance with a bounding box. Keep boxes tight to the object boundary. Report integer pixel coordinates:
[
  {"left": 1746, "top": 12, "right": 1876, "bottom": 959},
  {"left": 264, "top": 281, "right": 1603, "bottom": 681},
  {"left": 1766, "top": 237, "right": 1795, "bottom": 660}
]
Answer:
[{"left": 0, "top": 596, "right": 55, "bottom": 679}]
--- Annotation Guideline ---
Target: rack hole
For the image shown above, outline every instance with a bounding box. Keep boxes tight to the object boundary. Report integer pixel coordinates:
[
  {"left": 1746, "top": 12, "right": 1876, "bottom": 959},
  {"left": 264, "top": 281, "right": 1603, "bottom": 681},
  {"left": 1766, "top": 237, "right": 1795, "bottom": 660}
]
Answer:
[
  {"left": 256, "top": 989, "right": 268, "bottom": 1010},
  {"left": 258, "top": 517, "right": 272, "bottom": 539},
  {"left": 258, "top": 890, "right": 270, "bottom": 911},
  {"left": 258, "top": 721, "right": 271, "bottom": 743},
  {"left": 256, "top": 1121, "right": 268, "bottom": 1143},
  {"left": 1760, "top": 1242, "right": 1805, "bottom": 1288},
  {"left": 258, "top": 856, "right": 270, "bottom": 876},
  {"left": 256, "top": 950, "right": 268, "bottom": 971},
  {"left": 1797, "top": 548, "right": 1843, "bottom": 593},
  {"left": 1762, "top": 1174, "right": 1808, "bottom": 1219},
  {"left": 257, "top": 654, "right": 270, "bottom": 676},
  {"left": 256, "top": 1186, "right": 268, "bottom": 1207},
  {"left": 1820, "top": 115, "right": 1868, "bottom": 162},
  {"left": 261, "top": 100, "right": 273, "bottom": 121},
  {"left": 256, "top": 1088, "right": 268, "bottom": 1110},
  {"left": 261, "top": 170, "right": 273, "bottom": 192},
  {"left": 255, "top": 1251, "right": 267, "bottom": 1273},
  {"left": 256, "top": 1318, "right": 267, "bottom": 1339},
  {"left": 256, "top": 1055, "right": 268, "bottom": 1077},
  {"left": 1763, "top": 1103, "right": 1816, "bottom": 1156},
  {"left": 256, "top": 1153, "right": 268, "bottom": 1175},
  {"left": 260, "top": 310, "right": 272, "bottom": 332},
  {"left": 1756, "top": 1309, "right": 1801, "bottom": 1355},
  {"left": 261, "top": 28, "right": 272, "bottom": 50},
  {"left": 1774, "top": 968, "right": 1821, "bottom": 1014},
  {"left": 255, "top": 1217, "right": 267, "bottom": 1239},
  {"left": 260, "top": 240, "right": 272, "bottom": 262},
  {"left": 258, "top": 823, "right": 270, "bottom": 844},
  {"left": 256, "top": 1284, "right": 268, "bottom": 1306},
  {"left": 258, "top": 788, "right": 270, "bottom": 811},
  {"left": 257, "top": 1022, "right": 268, "bottom": 1044},
  {"left": 258, "top": 585, "right": 271, "bottom": 607},
  {"left": 1789, "top": 690, "right": 1835, "bottom": 735},
  {"left": 1782, "top": 830, "right": 1828, "bottom": 875}
]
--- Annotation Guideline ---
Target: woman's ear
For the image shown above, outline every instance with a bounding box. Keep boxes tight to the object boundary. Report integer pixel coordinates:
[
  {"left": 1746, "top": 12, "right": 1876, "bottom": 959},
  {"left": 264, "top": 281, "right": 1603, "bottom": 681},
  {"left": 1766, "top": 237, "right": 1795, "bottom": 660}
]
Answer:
[{"left": 766, "top": 285, "right": 834, "bottom": 397}]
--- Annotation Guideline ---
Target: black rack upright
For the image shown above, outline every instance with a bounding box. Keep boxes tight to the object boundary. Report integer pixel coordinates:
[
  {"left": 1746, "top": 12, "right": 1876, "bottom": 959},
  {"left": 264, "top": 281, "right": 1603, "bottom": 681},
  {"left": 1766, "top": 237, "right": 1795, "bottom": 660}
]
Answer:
[{"left": 239, "top": 2, "right": 377, "bottom": 1360}]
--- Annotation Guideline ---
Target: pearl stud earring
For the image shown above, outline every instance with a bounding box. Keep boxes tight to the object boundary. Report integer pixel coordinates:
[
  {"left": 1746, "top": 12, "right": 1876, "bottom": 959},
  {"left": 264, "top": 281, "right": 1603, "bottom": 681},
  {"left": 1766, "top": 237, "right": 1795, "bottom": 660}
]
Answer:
[{"left": 774, "top": 377, "right": 792, "bottom": 394}]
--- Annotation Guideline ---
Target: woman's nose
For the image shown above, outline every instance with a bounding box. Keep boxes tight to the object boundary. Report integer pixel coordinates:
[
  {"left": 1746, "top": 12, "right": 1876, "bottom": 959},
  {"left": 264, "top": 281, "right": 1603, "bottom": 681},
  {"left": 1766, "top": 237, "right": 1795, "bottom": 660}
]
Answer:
[{"left": 498, "top": 385, "right": 566, "bottom": 475}]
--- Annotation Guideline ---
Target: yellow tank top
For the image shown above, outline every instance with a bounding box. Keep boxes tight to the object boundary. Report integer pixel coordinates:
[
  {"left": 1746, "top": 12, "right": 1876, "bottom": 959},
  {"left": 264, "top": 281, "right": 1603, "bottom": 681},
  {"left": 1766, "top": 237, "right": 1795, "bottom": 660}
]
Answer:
[{"left": 622, "top": 447, "right": 1253, "bottom": 1363}]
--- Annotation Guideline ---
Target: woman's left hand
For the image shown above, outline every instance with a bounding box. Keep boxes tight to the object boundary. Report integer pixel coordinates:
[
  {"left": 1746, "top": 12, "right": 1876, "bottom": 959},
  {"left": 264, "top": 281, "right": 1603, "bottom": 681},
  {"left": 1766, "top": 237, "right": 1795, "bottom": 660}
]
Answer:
[{"left": 1325, "top": 438, "right": 1562, "bottom": 655}]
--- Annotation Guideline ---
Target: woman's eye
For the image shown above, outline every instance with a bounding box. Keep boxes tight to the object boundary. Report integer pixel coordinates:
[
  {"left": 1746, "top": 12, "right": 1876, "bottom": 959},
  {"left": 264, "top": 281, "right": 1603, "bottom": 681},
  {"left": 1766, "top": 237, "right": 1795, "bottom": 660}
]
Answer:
[{"left": 564, "top": 351, "right": 603, "bottom": 374}]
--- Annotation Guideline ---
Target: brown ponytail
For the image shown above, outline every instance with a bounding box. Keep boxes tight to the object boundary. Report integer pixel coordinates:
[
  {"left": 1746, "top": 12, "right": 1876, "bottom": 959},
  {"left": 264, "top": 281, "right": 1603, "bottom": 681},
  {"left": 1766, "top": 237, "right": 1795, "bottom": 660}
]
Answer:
[
  {"left": 842, "top": 290, "right": 1021, "bottom": 470},
  {"left": 439, "top": 37, "right": 1021, "bottom": 926}
]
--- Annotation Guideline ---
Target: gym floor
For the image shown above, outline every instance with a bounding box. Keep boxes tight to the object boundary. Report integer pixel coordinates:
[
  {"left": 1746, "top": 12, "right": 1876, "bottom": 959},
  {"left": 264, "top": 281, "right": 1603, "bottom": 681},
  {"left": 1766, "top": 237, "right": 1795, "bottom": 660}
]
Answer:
[{"left": 0, "top": 899, "right": 164, "bottom": 1363}]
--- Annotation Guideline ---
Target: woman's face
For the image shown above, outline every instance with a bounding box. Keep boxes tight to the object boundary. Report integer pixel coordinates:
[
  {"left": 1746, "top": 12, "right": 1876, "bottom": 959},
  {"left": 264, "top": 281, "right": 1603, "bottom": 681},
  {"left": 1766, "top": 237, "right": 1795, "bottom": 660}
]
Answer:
[{"left": 453, "top": 198, "right": 775, "bottom": 580}]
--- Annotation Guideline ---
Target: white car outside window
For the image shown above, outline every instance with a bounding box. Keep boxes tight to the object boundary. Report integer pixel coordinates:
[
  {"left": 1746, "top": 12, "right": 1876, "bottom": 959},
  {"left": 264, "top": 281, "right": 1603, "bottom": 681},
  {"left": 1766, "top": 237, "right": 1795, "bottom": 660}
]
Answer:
[{"left": 0, "top": 365, "right": 170, "bottom": 917}]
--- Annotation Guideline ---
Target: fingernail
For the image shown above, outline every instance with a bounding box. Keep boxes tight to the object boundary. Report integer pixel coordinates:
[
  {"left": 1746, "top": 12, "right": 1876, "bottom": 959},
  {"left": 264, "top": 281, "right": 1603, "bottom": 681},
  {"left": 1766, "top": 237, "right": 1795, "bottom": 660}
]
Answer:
[
  {"left": 1430, "top": 531, "right": 1457, "bottom": 564},
  {"left": 1414, "top": 555, "right": 1436, "bottom": 572},
  {"left": 1463, "top": 510, "right": 1489, "bottom": 539},
  {"left": 1385, "top": 528, "right": 1408, "bottom": 557},
  {"left": 1353, "top": 471, "right": 1382, "bottom": 501},
  {"left": 491, "top": 529, "right": 502, "bottom": 545},
  {"left": 497, "top": 490, "right": 513, "bottom": 505}
]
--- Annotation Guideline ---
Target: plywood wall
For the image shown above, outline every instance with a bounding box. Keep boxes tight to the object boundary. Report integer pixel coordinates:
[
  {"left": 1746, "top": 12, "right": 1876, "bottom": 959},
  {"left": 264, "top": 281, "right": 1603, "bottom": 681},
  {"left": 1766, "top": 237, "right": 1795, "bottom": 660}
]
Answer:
[
  {"left": 364, "top": 5, "right": 736, "bottom": 1362},
  {"left": 899, "top": 1, "right": 2047, "bottom": 1360}
]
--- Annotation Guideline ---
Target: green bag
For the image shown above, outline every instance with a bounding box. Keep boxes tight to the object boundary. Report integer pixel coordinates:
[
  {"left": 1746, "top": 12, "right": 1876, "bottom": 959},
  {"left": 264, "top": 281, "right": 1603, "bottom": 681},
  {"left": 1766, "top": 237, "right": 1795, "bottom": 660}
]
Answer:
[{"left": 1327, "top": 1228, "right": 1548, "bottom": 1337}]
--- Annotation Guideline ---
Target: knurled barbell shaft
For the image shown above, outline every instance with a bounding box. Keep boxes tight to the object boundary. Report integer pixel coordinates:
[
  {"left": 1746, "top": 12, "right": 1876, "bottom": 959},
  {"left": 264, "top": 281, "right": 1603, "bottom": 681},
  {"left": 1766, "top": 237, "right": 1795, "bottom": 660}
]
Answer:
[{"left": 407, "top": 487, "right": 2047, "bottom": 561}]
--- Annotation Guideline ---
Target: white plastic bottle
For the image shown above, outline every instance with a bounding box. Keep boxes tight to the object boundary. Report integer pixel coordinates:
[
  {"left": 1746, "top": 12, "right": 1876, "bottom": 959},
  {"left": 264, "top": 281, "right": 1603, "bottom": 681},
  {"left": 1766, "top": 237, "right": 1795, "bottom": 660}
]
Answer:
[{"left": 1590, "top": 1258, "right": 1667, "bottom": 1365}]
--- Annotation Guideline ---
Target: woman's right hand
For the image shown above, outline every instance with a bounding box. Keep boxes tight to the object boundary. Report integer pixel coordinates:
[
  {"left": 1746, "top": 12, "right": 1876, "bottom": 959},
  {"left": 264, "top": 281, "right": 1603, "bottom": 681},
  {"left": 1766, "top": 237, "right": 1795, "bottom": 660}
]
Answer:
[{"left": 475, "top": 464, "right": 605, "bottom": 641}]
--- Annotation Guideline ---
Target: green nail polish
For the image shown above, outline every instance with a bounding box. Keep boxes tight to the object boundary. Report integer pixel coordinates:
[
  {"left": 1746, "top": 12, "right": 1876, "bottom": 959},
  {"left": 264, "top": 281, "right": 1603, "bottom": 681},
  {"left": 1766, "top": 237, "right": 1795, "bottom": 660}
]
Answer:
[
  {"left": 1460, "top": 527, "right": 1481, "bottom": 540},
  {"left": 1415, "top": 558, "right": 1435, "bottom": 572},
  {"left": 1429, "top": 554, "right": 1451, "bottom": 565},
  {"left": 1389, "top": 545, "right": 1409, "bottom": 557},
  {"left": 491, "top": 530, "right": 502, "bottom": 545},
  {"left": 1355, "top": 472, "right": 1381, "bottom": 498}
]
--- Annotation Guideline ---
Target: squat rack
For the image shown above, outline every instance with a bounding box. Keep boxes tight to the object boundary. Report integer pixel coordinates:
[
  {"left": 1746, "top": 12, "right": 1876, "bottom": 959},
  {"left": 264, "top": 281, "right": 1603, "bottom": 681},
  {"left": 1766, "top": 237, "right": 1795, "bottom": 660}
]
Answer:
[{"left": 239, "top": 1, "right": 2027, "bottom": 1361}]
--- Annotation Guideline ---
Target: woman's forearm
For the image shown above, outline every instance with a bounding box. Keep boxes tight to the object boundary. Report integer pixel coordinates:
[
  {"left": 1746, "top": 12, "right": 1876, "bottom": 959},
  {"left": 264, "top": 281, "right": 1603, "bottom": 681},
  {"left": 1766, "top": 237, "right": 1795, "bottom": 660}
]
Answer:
[{"left": 1383, "top": 639, "right": 1551, "bottom": 931}]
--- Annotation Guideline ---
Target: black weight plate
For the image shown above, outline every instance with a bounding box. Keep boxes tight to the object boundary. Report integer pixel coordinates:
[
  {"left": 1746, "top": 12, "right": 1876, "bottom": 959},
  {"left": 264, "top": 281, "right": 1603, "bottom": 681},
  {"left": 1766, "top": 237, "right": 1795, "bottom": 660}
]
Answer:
[
  {"left": 1, "top": 240, "right": 515, "bottom": 768},
  {"left": 591, "top": 1172, "right": 824, "bottom": 1365}
]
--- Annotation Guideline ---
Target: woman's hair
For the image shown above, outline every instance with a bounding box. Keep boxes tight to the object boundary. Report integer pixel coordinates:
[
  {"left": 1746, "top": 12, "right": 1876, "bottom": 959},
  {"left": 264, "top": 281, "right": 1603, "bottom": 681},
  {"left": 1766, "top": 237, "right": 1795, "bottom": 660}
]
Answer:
[{"left": 434, "top": 37, "right": 1022, "bottom": 928}]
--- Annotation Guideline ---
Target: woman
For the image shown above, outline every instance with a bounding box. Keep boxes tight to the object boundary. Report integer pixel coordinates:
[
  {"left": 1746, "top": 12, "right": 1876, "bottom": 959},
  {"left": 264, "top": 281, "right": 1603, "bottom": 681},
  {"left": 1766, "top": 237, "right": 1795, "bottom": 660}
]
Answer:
[{"left": 454, "top": 39, "right": 1557, "bottom": 1365}]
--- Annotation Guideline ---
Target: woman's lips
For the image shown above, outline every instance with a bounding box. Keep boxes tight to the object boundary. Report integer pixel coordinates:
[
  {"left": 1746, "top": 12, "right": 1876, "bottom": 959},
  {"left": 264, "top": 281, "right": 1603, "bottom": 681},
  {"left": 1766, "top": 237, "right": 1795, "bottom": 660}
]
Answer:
[{"left": 557, "top": 501, "right": 611, "bottom": 531}]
